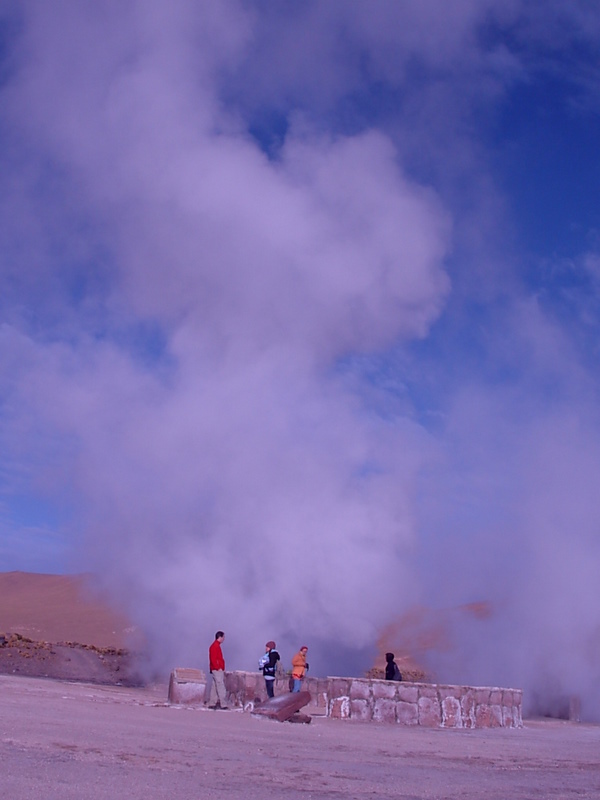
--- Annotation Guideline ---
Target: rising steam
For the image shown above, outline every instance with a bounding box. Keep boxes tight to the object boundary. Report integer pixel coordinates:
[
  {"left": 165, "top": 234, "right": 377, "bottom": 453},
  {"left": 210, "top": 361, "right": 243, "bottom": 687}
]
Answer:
[{"left": 1, "top": 1, "right": 600, "bottom": 718}]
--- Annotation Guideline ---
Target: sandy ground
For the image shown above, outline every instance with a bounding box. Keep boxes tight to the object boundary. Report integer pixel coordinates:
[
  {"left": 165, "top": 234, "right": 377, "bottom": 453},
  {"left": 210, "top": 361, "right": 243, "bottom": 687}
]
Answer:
[
  {"left": 3, "top": 572, "right": 599, "bottom": 798},
  {"left": 2, "top": 673, "right": 599, "bottom": 800}
]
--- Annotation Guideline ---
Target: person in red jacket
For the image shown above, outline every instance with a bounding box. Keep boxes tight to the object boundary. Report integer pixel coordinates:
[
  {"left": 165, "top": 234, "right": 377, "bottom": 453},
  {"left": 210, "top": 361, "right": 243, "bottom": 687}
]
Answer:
[{"left": 208, "top": 631, "right": 230, "bottom": 709}]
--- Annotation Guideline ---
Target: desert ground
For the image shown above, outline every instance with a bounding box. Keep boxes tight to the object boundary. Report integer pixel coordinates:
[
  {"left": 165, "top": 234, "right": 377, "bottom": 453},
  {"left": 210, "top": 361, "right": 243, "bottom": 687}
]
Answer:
[
  {"left": 2, "top": 673, "right": 600, "bottom": 800},
  {"left": 2, "top": 572, "right": 600, "bottom": 798}
]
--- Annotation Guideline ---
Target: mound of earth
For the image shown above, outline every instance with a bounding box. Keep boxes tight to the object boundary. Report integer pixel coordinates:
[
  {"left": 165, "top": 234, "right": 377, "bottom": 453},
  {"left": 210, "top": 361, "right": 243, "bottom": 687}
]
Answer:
[
  {"left": 369, "top": 602, "right": 493, "bottom": 682},
  {"left": 0, "top": 632, "right": 143, "bottom": 685},
  {"left": 0, "top": 571, "right": 144, "bottom": 685},
  {"left": 0, "top": 571, "right": 137, "bottom": 648}
]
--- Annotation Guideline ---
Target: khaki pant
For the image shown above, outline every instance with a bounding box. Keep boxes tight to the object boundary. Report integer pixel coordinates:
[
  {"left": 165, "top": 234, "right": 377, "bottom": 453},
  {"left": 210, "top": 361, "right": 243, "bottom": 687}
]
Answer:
[{"left": 208, "top": 670, "right": 228, "bottom": 707}]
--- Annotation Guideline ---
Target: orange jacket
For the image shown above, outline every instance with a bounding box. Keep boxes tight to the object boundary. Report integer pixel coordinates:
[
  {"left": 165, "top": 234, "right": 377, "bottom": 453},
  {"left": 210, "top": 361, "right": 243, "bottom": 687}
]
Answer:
[{"left": 291, "top": 650, "right": 307, "bottom": 679}]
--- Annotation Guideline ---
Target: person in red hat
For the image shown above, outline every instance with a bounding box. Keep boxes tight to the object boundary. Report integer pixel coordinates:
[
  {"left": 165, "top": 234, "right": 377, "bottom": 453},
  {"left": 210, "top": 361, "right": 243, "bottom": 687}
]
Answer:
[
  {"left": 258, "top": 640, "right": 280, "bottom": 698},
  {"left": 291, "top": 645, "right": 309, "bottom": 692}
]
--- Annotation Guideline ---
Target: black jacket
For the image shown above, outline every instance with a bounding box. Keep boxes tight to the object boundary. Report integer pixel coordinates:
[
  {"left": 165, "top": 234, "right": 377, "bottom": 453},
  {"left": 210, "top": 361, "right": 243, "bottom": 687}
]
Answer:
[
  {"left": 385, "top": 656, "right": 402, "bottom": 682},
  {"left": 262, "top": 649, "right": 280, "bottom": 679}
]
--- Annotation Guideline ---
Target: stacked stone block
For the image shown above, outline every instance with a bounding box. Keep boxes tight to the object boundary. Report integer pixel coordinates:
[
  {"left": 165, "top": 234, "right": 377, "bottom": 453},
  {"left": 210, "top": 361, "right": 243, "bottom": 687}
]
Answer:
[
  {"left": 223, "top": 671, "right": 329, "bottom": 712},
  {"left": 327, "top": 677, "right": 522, "bottom": 728},
  {"left": 168, "top": 668, "right": 207, "bottom": 705},
  {"left": 168, "top": 669, "right": 522, "bottom": 729}
]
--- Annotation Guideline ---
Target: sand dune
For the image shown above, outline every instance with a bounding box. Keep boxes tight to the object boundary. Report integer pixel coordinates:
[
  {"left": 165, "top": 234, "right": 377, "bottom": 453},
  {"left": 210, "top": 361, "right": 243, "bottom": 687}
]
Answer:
[
  {"left": 0, "top": 571, "right": 143, "bottom": 685},
  {"left": 0, "top": 571, "right": 134, "bottom": 648}
]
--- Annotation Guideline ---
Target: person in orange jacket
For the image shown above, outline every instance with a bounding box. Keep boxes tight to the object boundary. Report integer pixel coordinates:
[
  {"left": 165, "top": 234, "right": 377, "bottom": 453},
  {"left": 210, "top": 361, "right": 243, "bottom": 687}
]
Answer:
[{"left": 291, "top": 645, "right": 309, "bottom": 692}]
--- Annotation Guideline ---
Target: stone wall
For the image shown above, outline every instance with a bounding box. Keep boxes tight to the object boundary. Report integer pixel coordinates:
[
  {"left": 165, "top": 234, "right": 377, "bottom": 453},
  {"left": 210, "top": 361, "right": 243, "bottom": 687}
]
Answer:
[
  {"left": 326, "top": 676, "right": 522, "bottom": 728},
  {"left": 169, "top": 669, "right": 522, "bottom": 729},
  {"left": 223, "top": 670, "right": 329, "bottom": 713}
]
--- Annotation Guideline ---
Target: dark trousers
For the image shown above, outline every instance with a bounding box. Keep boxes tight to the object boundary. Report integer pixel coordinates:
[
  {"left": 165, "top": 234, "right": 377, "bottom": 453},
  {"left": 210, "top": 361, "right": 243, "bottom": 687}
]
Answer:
[{"left": 265, "top": 678, "right": 275, "bottom": 698}]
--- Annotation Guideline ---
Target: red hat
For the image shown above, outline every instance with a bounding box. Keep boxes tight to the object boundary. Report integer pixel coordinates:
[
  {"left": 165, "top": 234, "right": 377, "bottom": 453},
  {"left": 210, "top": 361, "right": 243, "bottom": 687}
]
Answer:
[{"left": 266, "top": 640, "right": 276, "bottom": 649}]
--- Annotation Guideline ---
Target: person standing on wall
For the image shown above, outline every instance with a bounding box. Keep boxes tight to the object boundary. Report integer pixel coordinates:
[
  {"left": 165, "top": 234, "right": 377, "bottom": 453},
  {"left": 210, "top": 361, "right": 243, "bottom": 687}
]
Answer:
[
  {"left": 290, "top": 645, "right": 309, "bottom": 692},
  {"left": 259, "top": 640, "right": 280, "bottom": 699},
  {"left": 208, "top": 631, "right": 230, "bottom": 709}
]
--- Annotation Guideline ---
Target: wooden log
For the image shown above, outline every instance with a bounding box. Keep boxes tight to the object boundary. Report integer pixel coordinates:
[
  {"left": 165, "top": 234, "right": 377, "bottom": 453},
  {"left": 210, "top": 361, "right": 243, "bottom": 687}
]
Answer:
[{"left": 251, "top": 690, "right": 312, "bottom": 722}]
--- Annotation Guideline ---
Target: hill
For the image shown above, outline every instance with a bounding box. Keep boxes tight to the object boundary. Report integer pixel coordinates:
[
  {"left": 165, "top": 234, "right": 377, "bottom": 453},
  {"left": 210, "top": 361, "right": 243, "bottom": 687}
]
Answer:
[{"left": 0, "top": 571, "right": 133, "bottom": 648}]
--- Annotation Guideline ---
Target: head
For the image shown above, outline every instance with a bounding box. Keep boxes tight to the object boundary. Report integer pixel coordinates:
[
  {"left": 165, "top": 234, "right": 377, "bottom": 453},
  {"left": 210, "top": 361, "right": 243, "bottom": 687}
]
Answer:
[
  {"left": 385, "top": 652, "right": 395, "bottom": 663},
  {"left": 266, "top": 640, "right": 276, "bottom": 651},
  {"left": 215, "top": 631, "right": 225, "bottom": 642},
  {"left": 300, "top": 646, "right": 308, "bottom": 653}
]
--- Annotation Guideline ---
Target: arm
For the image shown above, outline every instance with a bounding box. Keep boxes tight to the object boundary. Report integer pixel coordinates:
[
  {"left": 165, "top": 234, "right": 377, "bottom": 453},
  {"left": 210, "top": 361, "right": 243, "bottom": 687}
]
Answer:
[{"left": 268, "top": 651, "right": 280, "bottom": 668}]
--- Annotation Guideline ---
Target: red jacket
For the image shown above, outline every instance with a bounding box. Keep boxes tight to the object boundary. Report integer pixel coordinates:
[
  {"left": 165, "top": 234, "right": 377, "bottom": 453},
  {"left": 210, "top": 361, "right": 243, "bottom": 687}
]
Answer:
[{"left": 209, "top": 639, "right": 225, "bottom": 672}]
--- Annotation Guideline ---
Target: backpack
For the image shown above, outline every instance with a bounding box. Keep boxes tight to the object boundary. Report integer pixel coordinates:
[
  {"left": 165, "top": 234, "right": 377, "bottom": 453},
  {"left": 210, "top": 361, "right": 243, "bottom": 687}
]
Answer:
[{"left": 393, "top": 664, "right": 402, "bottom": 682}]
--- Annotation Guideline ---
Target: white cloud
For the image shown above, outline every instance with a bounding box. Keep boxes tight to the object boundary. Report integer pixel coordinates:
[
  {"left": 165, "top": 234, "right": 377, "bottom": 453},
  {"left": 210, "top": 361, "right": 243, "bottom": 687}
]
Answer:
[{"left": 2, "top": 1, "right": 600, "bottom": 716}]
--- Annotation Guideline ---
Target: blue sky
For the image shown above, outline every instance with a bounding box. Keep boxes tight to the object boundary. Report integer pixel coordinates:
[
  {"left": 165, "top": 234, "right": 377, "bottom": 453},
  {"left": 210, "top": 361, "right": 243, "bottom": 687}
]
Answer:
[{"left": 1, "top": 1, "right": 600, "bottom": 710}]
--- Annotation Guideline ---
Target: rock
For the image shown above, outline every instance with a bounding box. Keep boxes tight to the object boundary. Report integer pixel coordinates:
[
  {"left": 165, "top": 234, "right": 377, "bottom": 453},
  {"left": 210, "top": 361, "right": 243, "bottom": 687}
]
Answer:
[
  {"left": 288, "top": 712, "right": 311, "bottom": 724},
  {"left": 168, "top": 668, "right": 207, "bottom": 705}
]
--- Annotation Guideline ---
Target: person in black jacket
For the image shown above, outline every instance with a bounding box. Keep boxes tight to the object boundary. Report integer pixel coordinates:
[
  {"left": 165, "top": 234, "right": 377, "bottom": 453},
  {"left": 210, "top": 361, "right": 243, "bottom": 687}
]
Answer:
[
  {"left": 385, "top": 652, "right": 402, "bottom": 682},
  {"left": 259, "top": 640, "right": 280, "bottom": 698}
]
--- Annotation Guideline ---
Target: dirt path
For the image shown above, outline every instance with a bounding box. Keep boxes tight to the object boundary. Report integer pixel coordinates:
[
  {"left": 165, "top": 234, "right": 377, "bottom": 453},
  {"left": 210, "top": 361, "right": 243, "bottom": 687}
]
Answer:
[{"left": 2, "top": 674, "right": 599, "bottom": 799}]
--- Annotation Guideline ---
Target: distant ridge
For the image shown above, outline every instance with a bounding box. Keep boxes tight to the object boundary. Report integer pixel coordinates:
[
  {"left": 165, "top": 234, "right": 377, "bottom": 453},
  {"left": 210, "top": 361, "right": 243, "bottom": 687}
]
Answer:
[{"left": 0, "top": 571, "right": 135, "bottom": 648}]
